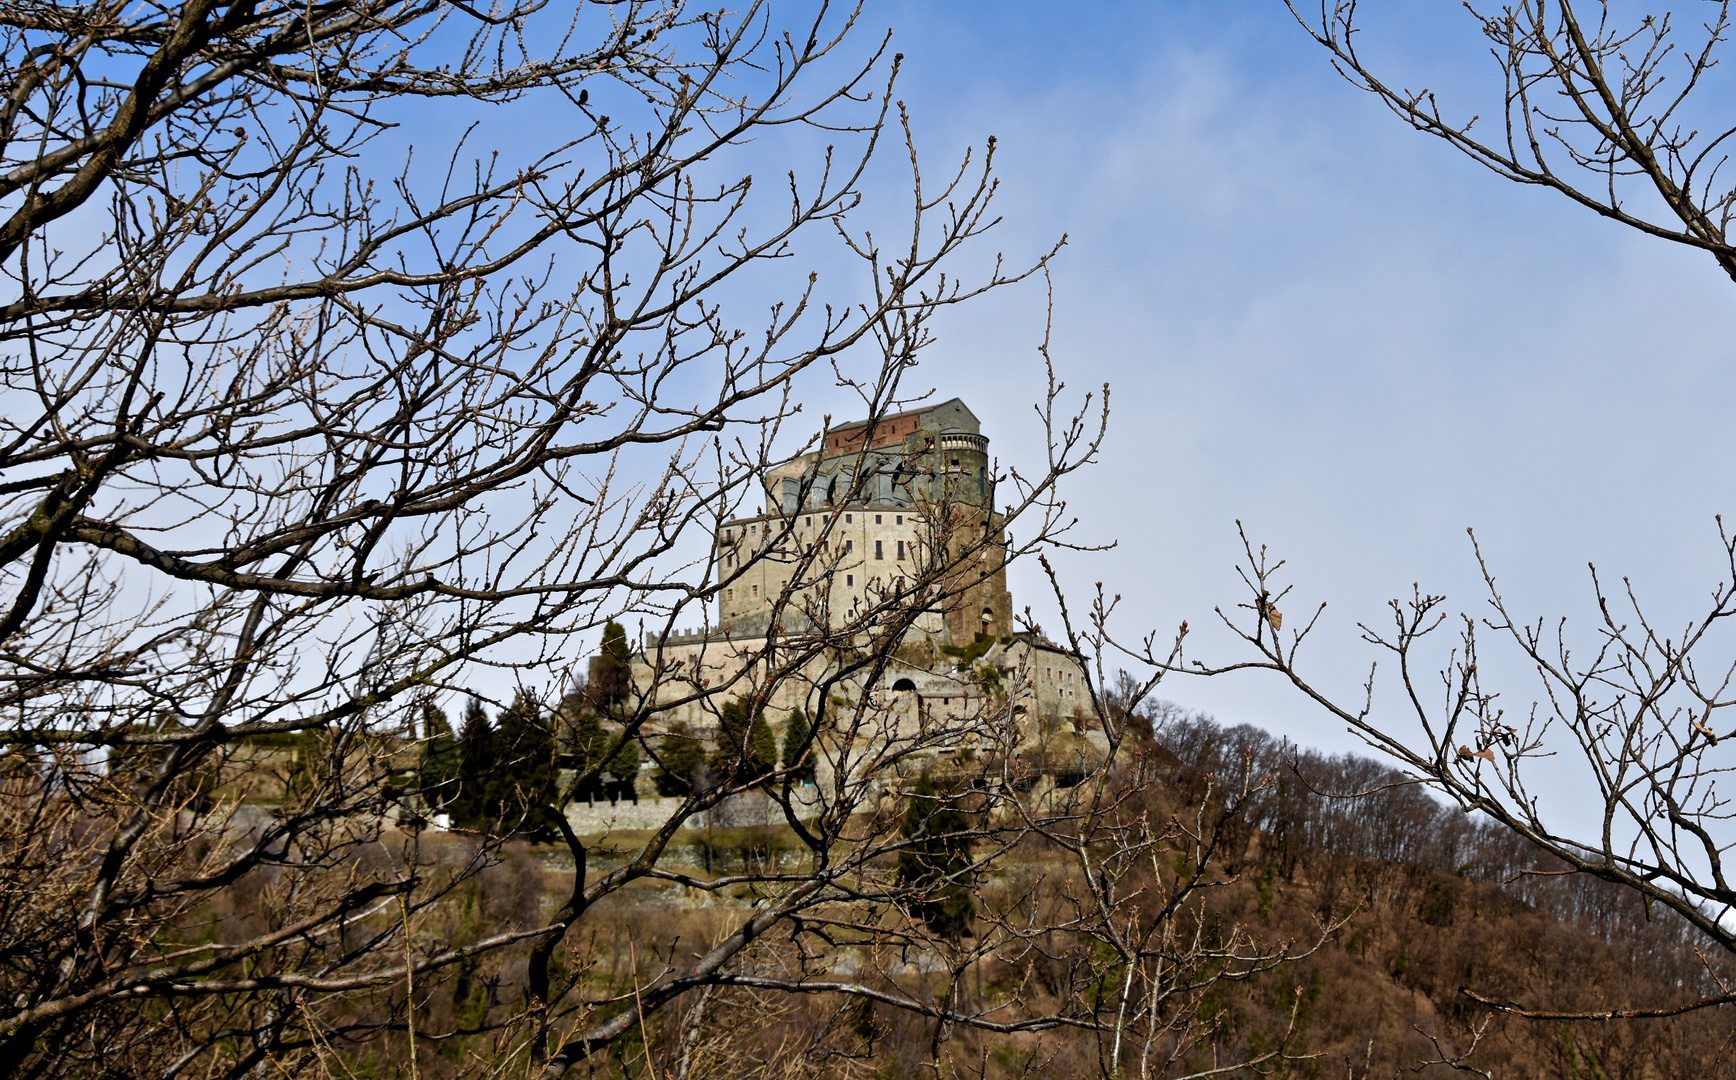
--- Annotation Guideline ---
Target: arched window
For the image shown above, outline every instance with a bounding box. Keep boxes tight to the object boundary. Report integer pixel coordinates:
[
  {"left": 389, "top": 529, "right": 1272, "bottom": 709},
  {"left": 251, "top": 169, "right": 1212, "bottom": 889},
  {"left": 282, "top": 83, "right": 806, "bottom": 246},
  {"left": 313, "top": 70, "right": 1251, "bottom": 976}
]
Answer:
[{"left": 892, "top": 678, "right": 916, "bottom": 691}]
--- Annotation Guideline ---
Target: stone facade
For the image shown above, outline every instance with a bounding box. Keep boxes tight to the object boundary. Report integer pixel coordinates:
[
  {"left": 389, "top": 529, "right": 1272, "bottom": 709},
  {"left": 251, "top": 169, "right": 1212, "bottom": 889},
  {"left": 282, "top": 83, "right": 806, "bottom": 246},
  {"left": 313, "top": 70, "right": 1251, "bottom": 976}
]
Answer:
[
  {"left": 608, "top": 399, "right": 1098, "bottom": 800},
  {"left": 714, "top": 398, "right": 1012, "bottom": 644}
]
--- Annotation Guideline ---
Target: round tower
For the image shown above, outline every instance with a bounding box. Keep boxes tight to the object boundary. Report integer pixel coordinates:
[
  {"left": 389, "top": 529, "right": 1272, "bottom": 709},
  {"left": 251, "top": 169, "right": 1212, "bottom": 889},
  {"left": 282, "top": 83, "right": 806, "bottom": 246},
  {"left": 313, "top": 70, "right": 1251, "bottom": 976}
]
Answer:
[{"left": 936, "top": 428, "right": 991, "bottom": 507}]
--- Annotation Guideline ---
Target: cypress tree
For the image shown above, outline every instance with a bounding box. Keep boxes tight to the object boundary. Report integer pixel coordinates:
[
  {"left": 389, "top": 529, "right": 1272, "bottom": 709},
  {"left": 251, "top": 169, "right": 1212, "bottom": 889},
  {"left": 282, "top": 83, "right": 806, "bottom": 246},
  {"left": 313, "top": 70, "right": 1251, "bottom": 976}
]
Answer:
[
  {"left": 570, "top": 709, "right": 606, "bottom": 802},
  {"left": 713, "top": 698, "right": 773, "bottom": 781},
  {"left": 495, "top": 690, "right": 558, "bottom": 833},
  {"left": 653, "top": 723, "right": 705, "bottom": 796},
  {"left": 605, "top": 736, "right": 641, "bottom": 794},
  {"left": 450, "top": 698, "right": 498, "bottom": 830},
  {"left": 418, "top": 701, "right": 462, "bottom": 812},
  {"left": 714, "top": 698, "right": 749, "bottom": 772},
  {"left": 782, "top": 710, "right": 815, "bottom": 783},
  {"left": 591, "top": 621, "right": 632, "bottom": 713},
  {"left": 748, "top": 714, "right": 778, "bottom": 779},
  {"left": 894, "top": 773, "right": 975, "bottom": 939}
]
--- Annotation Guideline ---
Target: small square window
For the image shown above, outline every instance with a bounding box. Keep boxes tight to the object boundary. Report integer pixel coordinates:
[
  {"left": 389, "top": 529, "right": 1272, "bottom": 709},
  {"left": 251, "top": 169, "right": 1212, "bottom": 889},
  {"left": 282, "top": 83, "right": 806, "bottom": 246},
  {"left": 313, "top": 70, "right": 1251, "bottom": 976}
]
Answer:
[{"left": 875, "top": 514, "right": 883, "bottom": 524}]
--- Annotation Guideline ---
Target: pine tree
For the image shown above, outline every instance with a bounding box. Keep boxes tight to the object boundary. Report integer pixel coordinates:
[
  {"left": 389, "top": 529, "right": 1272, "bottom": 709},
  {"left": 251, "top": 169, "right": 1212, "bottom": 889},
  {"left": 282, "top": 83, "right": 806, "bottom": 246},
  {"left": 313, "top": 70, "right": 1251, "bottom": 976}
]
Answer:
[
  {"left": 418, "top": 701, "right": 462, "bottom": 813},
  {"left": 894, "top": 773, "right": 975, "bottom": 939},
  {"left": 749, "top": 714, "right": 779, "bottom": 779},
  {"left": 569, "top": 709, "right": 607, "bottom": 802},
  {"left": 715, "top": 698, "right": 749, "bottom": 767},
  {"left": 605, "top": 736, "right": 641, "bottom": 794},
  {"left": 782, "top": 710, "right": 815, "bottom": 784},
  {"left": 591, "top": 621, "right": 632, "bottom": 714},
  {"left": 495, "top": 690, "right": 558, "bottom": 833},
  {"left": 653, "top": 723, "right": 706, "bottom": 796},
  {"left": 450, "top": 698, "right": 498, "bottom": 831},
  {"left": 714, "top": 698, "right": 773, "bottom": 781}
]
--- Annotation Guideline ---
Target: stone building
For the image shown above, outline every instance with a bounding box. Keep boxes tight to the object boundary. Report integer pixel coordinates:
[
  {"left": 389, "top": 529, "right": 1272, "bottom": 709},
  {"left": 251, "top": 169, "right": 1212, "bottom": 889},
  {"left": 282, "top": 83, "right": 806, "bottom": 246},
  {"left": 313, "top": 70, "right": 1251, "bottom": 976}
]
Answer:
[
  {"left": 713, "top": 398, "right": 1011, "bottom": 644},
  {"left": 606, "top": 398, "right": 1098, "bottom": 789}
]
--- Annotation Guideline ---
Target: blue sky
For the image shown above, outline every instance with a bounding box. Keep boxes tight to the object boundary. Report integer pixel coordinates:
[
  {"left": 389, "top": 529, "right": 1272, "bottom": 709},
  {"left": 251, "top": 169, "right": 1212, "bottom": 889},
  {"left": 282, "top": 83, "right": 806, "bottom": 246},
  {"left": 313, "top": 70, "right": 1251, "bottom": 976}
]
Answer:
[{"left": 834, "top": 2, "right": 1736, "bottom": 760}]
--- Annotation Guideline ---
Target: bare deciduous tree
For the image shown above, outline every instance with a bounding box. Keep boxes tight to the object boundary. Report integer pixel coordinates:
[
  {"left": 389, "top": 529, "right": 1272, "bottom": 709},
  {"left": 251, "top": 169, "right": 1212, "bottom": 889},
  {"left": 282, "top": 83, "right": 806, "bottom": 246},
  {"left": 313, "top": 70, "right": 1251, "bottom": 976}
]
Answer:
[
  {"left": 1289, "top": 1, "right": 1736, "bottom": 279},
  {"left": 0, "top": 2, "right": 1322, "bottom": 1076},
  {"left": 1194, "top": 524, "right": 1736, "bottom": 1027},
  {"left": 1281, "top": 0, "right": 1736, "bottom": 1026}
]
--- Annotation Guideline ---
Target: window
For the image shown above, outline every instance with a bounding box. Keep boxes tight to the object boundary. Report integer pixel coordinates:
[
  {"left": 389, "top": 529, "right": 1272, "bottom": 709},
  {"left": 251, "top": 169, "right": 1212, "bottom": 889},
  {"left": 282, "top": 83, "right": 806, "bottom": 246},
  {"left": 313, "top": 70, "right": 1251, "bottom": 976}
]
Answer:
[
  {"left": 751, "top": 584, "right": 759, "bottom": 598},
  {"left": 845, "top": 539, "right": 853, "bottom": 553},
  {"left": 875, "top": 540, "right": 883, "bottom": 559},
  {"left": 724, "top": 531, "right": 732, "bottom": 543},
  {"left": 896, "top": 540, "right": 905, "bottom": 559},
  {"left": 875, "top": 514, "right": 882, "bottom": 524},
  {"left": 805, "top": 515, "right": 812, "bottom": 526},
  {"left": 727, "top": 588, "right": 734, "bottom": 601},
  {"left": 896, "top": 514, "right": 903, "bottom": 525},
  {"left": 846, "top": 574, "right": 854, "bottom": 586},
  {"left": 750, "top": 524, "right": 757, "bottom": 534},
  {"left": 845, "top": 513, "right": 853, "bottom": 523}
]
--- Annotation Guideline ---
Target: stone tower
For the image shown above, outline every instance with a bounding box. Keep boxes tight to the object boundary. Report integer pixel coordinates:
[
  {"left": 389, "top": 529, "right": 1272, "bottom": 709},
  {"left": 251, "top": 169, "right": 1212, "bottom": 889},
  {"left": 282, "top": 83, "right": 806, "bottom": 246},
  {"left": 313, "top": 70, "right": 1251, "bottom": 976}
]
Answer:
[{"left": 714, "top": 398, "right": 1012, "bottom": 645}]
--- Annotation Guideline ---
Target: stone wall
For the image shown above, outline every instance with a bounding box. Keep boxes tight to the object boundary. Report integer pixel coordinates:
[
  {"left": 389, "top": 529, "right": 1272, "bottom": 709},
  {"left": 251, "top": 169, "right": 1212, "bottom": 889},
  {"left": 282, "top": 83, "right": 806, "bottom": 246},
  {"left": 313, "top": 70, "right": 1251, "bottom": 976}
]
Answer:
[{"left": 562, "top": 786, "right": 824, "bottom": 835}]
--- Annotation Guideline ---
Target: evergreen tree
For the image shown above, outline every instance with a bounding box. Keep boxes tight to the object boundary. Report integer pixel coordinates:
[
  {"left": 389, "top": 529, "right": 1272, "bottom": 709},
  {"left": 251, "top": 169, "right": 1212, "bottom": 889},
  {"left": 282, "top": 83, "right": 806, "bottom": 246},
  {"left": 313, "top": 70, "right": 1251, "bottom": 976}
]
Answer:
[
  {"left": 418, "top": 702, "right": 462, "bottom": 812},
  {"left": 782, "top": 710, "right": 815, "bottom": 784},
  {"left": 605, "top": 736, "right": 641, "bottom": 794},
  {"left": 653, "top": 723, "right": 706, "bottom": 796},
  {"left": 749, "top": 714, "right": 779, "bottom": 778},
  {"left": 449, "top": 698, "right": 498, "bottom": 830},
  {"left": 713, "top": 698, "right": 773, "bottom": 781},
  {"left": 894, "top": 773, "right": 975, "bottom": 939},
  {"left": 495, "top": 690, "right": 558, "bottom": 833},
  {"left": 591, "top": 621, "right": 632, "bottom": 713},
  {"left": 569, "top": 709, "right": 607, "bottom": 802}
]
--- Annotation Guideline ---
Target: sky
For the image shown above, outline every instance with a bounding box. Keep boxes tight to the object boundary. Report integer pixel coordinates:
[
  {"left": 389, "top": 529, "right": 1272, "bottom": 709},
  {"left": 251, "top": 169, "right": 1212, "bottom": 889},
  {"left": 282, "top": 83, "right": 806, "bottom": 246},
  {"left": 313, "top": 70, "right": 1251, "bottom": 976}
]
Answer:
[
  {"left": 802, "top": 1, "right": 1736, "bottom": 775},
  {"left": 360, "top": 0, "right": 1736, "bottom": 833}
]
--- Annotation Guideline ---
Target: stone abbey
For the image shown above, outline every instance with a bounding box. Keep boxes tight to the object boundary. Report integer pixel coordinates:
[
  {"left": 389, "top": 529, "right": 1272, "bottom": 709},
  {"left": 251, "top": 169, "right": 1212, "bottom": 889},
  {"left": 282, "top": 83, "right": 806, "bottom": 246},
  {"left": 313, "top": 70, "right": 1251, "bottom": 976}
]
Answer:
[
  {"left": 606, "top": 399, "right": 1097, "bottom": 776},
  {"left": 714, "top": 397, "right": 1012, "bottom": 645}
]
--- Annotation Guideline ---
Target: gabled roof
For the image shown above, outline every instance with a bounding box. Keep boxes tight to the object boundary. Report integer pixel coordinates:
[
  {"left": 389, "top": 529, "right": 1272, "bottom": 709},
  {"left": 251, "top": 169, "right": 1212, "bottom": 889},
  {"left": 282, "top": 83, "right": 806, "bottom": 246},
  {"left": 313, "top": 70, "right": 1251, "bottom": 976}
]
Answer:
[{"left": 828, "top": 397, "right": 978, "bottom": 435}]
